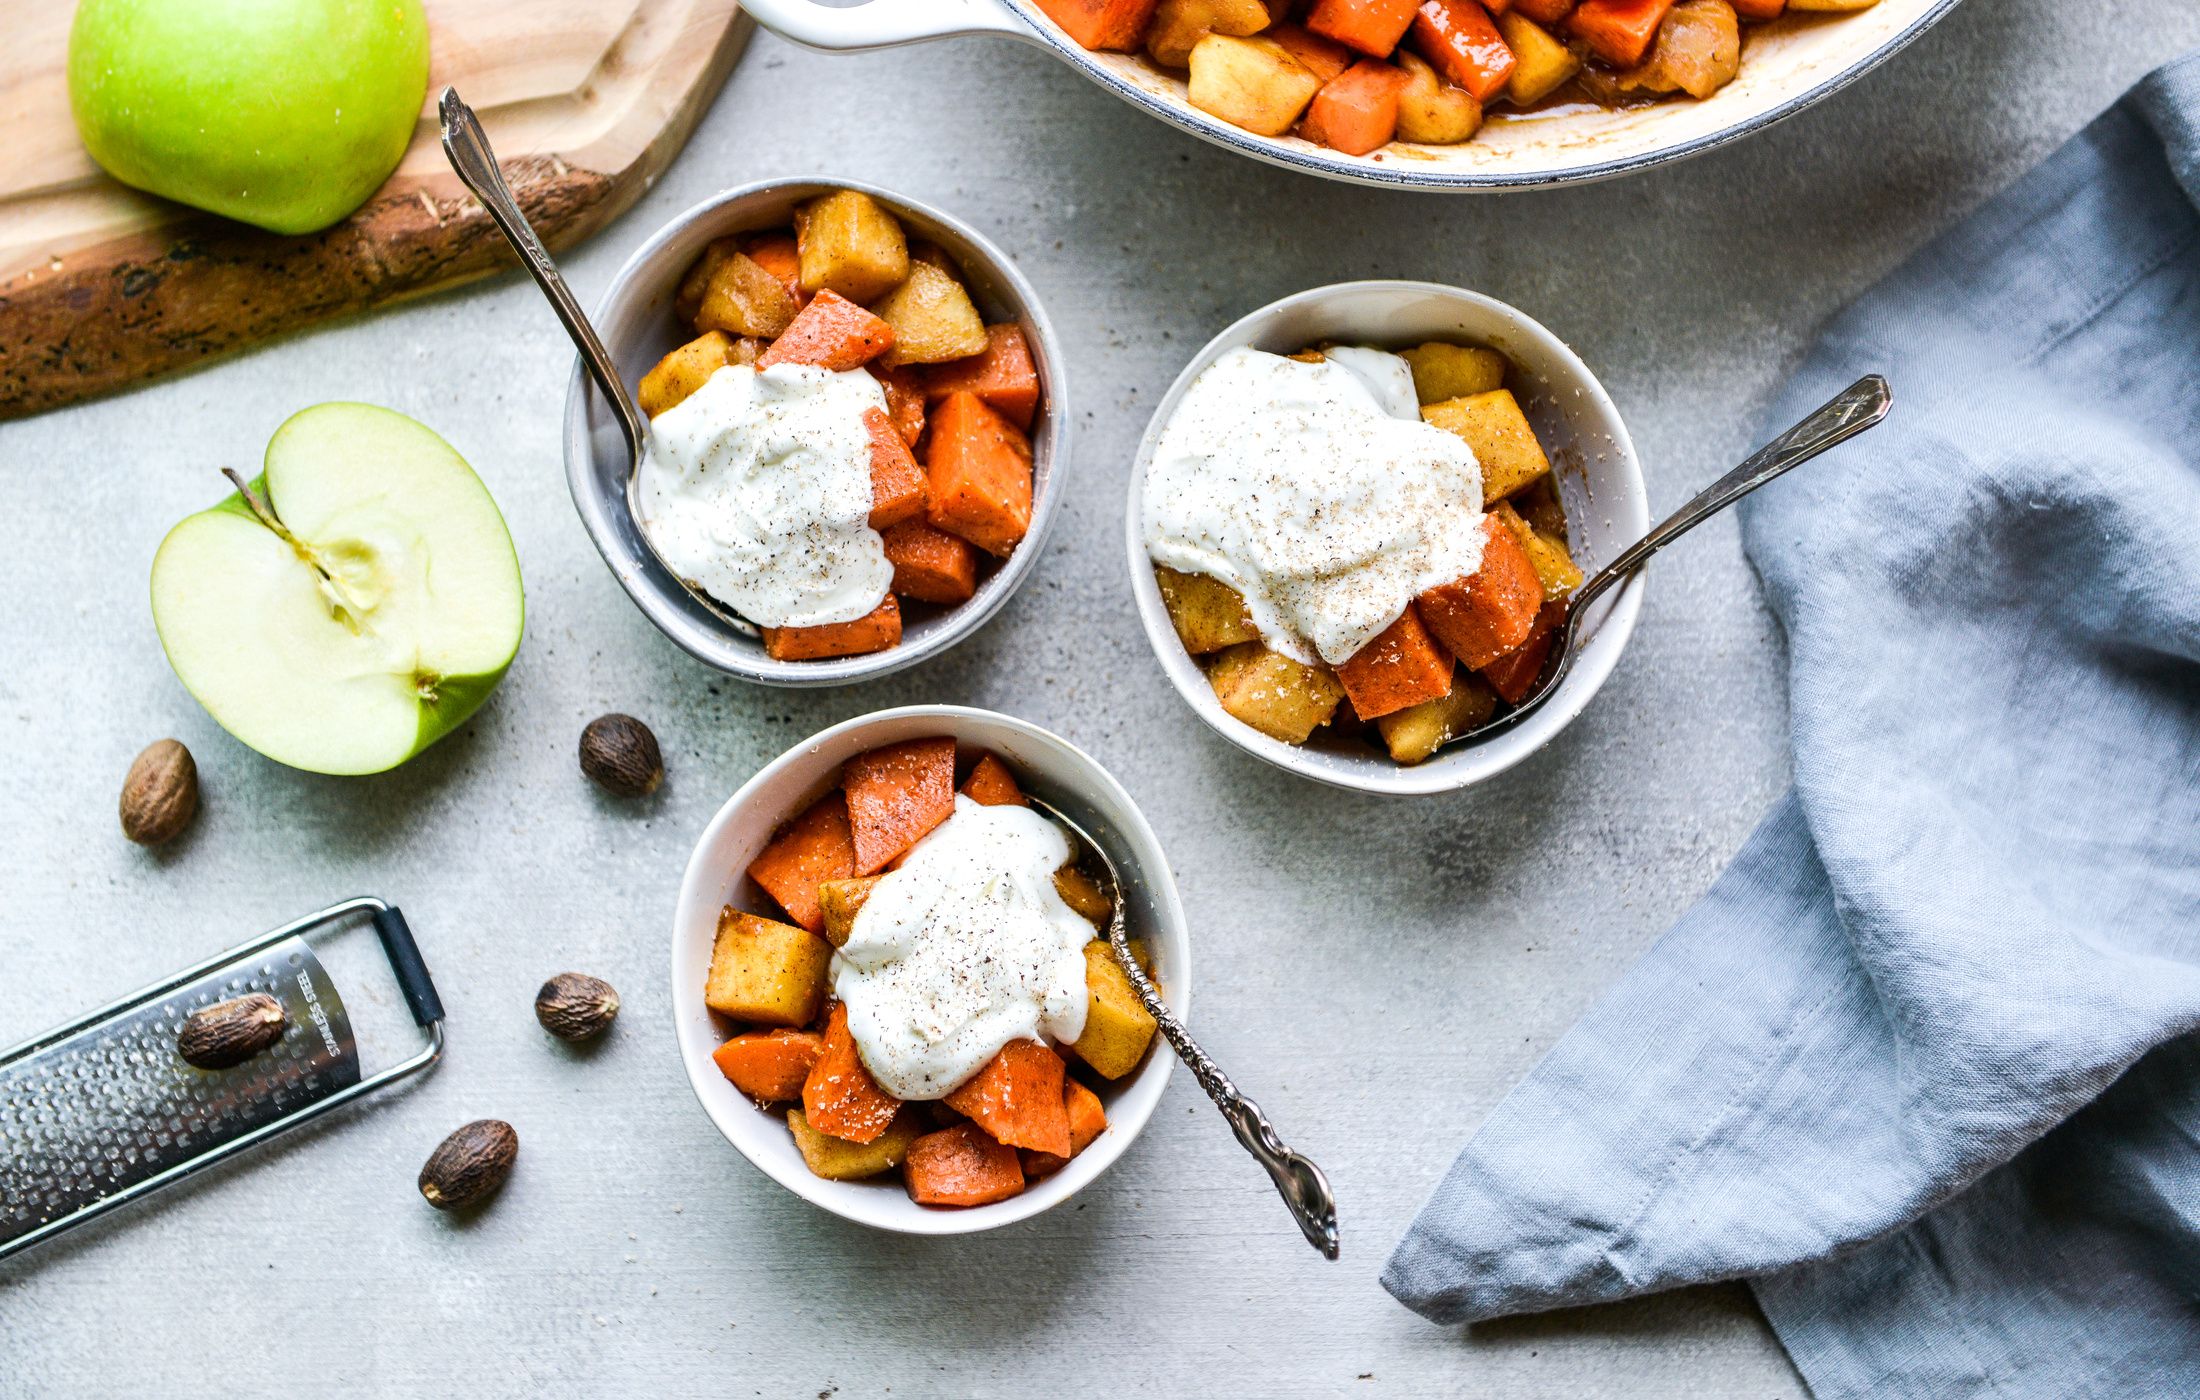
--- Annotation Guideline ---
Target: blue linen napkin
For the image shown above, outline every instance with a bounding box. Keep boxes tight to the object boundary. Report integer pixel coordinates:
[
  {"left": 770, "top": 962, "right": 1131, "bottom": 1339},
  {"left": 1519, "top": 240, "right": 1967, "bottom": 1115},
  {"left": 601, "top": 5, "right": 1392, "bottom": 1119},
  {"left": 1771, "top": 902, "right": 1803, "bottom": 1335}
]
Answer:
[{"left": 1383, "top": 50, "right": 2200, "bottom": 1396}]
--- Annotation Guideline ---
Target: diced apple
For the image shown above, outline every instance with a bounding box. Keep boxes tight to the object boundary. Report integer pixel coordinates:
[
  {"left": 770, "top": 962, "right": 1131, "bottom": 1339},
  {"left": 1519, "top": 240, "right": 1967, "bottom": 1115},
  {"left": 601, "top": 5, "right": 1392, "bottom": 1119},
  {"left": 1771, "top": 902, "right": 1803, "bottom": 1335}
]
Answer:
[
  {"left": 1393, "top": 50, "right": 1484, "bottom": 144},
  {"left": 1155, "top": 565, "right": 1259, "bottom": 653},
  {"left": 1423, "top": 388, "right": 1551, "bottom": 503},
  {"left": 1187, "top": 34, "right": 1323, "bottom": 137},
  {"left": 1206, "top": 641, "right": 1346, "bottom": 743}
]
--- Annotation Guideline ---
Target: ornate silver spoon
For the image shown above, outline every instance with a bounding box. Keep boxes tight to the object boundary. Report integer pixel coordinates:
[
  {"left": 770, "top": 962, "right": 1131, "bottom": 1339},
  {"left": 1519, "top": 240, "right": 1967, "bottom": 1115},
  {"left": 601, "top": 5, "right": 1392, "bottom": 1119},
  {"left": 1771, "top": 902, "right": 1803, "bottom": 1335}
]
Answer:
[
  {"left": 1449, "top": 373, "right": 1892, "bottom": 748},
  {"left": 436, "top": 87, "right": 758, "bottom": 639},
  {"left": 1026, "top": 794, "right": 1340, "bottom": 1259}
]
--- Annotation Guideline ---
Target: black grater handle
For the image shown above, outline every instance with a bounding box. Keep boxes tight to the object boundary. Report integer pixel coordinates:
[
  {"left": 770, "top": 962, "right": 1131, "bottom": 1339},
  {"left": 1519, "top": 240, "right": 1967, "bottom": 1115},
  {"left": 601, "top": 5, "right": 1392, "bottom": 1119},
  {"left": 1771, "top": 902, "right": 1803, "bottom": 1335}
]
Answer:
[{"left": 372, "top": 905, "right": 445, "bottom": 1026}]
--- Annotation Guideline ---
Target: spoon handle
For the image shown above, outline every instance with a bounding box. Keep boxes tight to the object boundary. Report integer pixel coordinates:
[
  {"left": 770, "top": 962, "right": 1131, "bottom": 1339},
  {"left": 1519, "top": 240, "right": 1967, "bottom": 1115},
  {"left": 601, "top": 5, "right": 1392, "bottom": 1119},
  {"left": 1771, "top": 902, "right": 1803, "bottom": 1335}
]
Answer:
[
  {"left": 1575, "top": 374, "right": 1892, "bottom": 615},
  {"left": 437, "top": 88, "right": 648, "bottom": 465},
  {"left": 1106, "top": 926, "right": 1341, "bottom": 1259}
]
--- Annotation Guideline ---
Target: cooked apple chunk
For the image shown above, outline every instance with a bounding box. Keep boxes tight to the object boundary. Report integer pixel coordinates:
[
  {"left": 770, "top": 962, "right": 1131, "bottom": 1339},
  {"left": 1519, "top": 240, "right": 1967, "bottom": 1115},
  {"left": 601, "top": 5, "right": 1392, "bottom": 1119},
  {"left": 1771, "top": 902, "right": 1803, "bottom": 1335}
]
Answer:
[
  {"left": 639, "top": 331, "right": 752, "bottom": 418},
  {"left": 1147, "top": 0, "right": 1270, "bottom": 68},
  {"left": 704, "top": 909, "right": 832, "bottom": 1026},
  {"left": 1399, "top": 340, "right": 1506, "bottom": 405},
  {"left": 1155, "top": 565, "right": 1259, "bottom": 653},
  {"left": 796, "top": 190, "right": 911, "bottom": 305},
  {"left": 1186, "top": 34, "right": 1321, "bottom": 137},
  {"left": 1394, "top": 51, "right": 1482, "bottom": 145},
  {"left": 1491, "top": 500, "right": 1582, "bottom": 601},
  {"left": 695, "top": 251, "right": 799, "bottom": 339},
  {"left": 1423, "top": 388, "right": 1550, "bottom": 503},
  {"left": 1206, "top": 641, "right": 1346, "bottom": 743},
  {"left": 1067, "top": 941, "right": 1159, "bottom": 1079},
  {"left": 873, "top": 261, "right": 988, "bottom": 368},
  {"left": 1376, "top": 670, "right": 1498, "bottom": 763}
]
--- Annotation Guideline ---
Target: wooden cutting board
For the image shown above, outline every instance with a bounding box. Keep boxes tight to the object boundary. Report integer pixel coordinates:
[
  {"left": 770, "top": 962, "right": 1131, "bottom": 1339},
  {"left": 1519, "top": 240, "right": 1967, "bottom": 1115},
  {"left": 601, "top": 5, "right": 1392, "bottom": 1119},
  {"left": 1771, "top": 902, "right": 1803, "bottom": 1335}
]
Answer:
[{"left": 0, "top": 0, "right": 750, "bottom": 419}]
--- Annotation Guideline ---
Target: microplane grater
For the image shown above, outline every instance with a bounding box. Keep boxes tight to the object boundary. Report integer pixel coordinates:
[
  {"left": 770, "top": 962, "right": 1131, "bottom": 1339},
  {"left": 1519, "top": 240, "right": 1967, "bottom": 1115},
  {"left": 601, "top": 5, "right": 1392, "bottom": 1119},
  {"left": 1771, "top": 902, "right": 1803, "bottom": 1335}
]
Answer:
[{"left": 0, "top": 896, "right": 445, "bottom": 1261}]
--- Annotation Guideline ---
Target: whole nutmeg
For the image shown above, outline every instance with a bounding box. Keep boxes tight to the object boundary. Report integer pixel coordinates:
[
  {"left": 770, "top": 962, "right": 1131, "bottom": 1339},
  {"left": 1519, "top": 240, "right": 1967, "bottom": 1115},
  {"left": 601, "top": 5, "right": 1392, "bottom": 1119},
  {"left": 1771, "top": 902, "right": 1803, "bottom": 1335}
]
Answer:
[
  {"left": 120, "top": 739, "right": 198, "bottom": 846},
  {"left": 579, "top": 714, "right": 663, "bottom": 798},
  {"left": 534, "top": 972, "right": 620, "bottom": 1041},
  {"left": 419, "top": 1120, "right": 518, "bottom": 1211},
  {"left": 177, "top": 993, "right": 287, "bottom": 1069}
]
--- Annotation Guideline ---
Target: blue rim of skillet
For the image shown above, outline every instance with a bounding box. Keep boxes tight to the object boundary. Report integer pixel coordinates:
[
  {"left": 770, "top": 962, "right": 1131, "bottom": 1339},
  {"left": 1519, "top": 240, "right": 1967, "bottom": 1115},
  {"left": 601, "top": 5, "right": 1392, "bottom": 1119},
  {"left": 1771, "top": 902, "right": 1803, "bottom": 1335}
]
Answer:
[{"left": 1010, "top": 0, "right": 1965, "bottom": 191}]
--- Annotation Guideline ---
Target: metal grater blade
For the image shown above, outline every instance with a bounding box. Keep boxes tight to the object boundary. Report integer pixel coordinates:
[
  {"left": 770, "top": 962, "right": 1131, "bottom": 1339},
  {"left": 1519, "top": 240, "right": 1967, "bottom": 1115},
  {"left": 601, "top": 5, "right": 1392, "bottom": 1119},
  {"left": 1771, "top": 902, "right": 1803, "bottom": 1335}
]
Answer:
[{"left": 0, "top": 935, "right": 362, "bottom": 1249}]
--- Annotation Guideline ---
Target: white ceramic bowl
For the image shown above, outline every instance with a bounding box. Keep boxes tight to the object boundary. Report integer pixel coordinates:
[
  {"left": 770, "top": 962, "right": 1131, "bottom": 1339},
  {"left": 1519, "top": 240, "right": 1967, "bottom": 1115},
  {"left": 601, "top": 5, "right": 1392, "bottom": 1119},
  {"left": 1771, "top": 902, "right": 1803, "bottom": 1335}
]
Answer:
[
  {"left": 736, "top": 0, "right": 1959, "bottom": 189},
  {"left": 1125, "top": 280, "right": 1648, "bottom": 795},
  {"left": 671, "top": 706, "right": 1188, "bottom": 1234},
  {"left": 563, "top": 180, "right": 1070, "bottom": 686}
]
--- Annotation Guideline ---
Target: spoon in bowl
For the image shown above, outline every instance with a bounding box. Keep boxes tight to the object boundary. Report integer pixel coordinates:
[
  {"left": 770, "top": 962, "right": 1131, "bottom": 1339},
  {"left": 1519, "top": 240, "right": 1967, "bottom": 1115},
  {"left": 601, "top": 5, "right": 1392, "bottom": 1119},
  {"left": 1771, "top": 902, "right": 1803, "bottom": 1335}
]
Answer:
[
  {"left": 436, "top": 87, "right": 759, "bottom": 639},
  {"left": 1024, "top": 794, "right": 1340, "bottom": 1260},
  {"left": 1447, "top": 373, "right": 1892, "bottom": 749}
]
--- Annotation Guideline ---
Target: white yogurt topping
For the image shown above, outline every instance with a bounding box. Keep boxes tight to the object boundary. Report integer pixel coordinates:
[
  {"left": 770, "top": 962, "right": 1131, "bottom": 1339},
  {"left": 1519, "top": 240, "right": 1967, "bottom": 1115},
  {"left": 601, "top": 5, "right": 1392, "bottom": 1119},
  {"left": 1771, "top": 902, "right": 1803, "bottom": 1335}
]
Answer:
[
  {"left": 1143, "top": 346, "right": 1488, "bottom": 666},
  {"left": 1320, "top": 344, "right": 1421, "bottom": 422},
  {"left": 832, "top": 796, "right": 1093, "bottom": 1100},
  {"left": 636, "top": 363, "right": 891, "bottom": 629}
]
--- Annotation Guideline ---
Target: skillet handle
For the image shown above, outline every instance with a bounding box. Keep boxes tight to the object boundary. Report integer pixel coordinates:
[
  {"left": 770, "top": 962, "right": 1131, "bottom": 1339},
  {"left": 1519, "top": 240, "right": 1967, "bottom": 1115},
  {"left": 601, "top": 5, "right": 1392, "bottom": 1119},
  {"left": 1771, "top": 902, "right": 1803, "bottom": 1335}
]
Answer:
[{"left": 739, "top": 0, "right": 1029, "bottom": 50}]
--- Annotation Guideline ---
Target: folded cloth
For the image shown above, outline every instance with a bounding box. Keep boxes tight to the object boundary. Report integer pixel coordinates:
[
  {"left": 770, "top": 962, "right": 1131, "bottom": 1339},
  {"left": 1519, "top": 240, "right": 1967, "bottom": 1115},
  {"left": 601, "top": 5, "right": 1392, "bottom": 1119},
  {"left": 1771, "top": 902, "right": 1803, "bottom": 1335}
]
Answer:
[{"left": 1383, "top": 49, "right": 2200, "bottom": 1397}]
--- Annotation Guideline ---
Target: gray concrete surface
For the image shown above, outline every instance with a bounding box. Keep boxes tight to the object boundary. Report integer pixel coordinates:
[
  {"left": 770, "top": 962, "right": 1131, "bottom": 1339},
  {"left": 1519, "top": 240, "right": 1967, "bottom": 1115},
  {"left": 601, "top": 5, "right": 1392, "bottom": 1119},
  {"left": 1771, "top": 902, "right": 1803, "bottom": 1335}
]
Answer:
[{"left": 4, "top": 3, "right": 2195, "bottom": 1394}]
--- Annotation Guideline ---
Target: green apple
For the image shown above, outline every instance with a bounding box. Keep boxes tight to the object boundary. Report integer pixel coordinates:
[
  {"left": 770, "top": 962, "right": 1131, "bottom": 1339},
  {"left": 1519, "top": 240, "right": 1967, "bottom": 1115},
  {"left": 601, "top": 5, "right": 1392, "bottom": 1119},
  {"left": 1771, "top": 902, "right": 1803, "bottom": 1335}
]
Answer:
[
  {"left": 68, "top": 0, "right": 430, "bottom": 236},
  {"left": 151, "top": 403, "right": 524, "bottom": 776}
]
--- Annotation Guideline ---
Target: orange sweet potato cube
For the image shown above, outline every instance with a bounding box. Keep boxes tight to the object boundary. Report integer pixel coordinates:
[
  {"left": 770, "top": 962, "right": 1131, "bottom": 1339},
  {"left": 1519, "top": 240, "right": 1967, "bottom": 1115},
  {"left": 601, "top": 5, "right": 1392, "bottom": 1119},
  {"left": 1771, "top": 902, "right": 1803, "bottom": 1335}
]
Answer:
[
  {"left": 925, "top": 391, "right": 1034, "bottom": 558},
  {"left": 1021, "top": 1078, "right": 1109, "bottom": 1178},
  {"left": 713, "top": 1029, "right": 825, "bottom": 1102},
  {"left": 1306, "top": 0, "right": 1419, "bottom": 57},
  {"left": 1033, "top": 0, "right": 1163, "bottom": 49},
  {"left": 923, "top": 325, "right": 1041, "bottom": 431},
  {"left": 1269, "top": 22, "right": 1354, "bottom": 80},
  {"left": 870, "top": 364, "right": 929, "bottom": 447},
  {"left": 903, "top": 1121, "right": 1026, "bottom": 1207},
  {"left": 1417, "top": 514, "right": 1544, "bottom": 669},
  {"left": 756, "top": 290, "right": 895, "bottom": 371},
  {"left": 1481, "top": 600, "right": 1566, "bottom": 703},
  {"left": 881, "top": 519, "right": 979, "bottom": 605},
  {"left": 803, "top": 1002, "right": 904, "bottom": 1144},
  {"left": 842, "top": 736, "right": 958, "bottom": 874},
  {"left": 959, "top": 753, "right": 1026, "bottom": 806},
  {"left": 1334, "top": 603, "right": 1455, "bottom": 720},
  {"left": 761, "top": 595, "right": 903, "bottom": 662},
  {"left": 943, "top": 1040, "right": 1073, "bottom": 1157},
  {"left": 864, "top": 408, "right": 928, "bottom": 529},
  {"left": 746, "top": 791, "right": 858, "bottom": 931}
]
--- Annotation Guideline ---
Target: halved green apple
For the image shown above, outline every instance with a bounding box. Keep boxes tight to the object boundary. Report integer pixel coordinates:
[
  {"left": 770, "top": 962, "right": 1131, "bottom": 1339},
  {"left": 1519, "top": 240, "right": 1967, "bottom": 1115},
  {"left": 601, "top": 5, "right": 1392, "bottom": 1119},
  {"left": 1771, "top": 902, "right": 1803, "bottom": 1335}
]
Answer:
[{"left": 151, "top": 403, "right": 524, "bottom": 775}]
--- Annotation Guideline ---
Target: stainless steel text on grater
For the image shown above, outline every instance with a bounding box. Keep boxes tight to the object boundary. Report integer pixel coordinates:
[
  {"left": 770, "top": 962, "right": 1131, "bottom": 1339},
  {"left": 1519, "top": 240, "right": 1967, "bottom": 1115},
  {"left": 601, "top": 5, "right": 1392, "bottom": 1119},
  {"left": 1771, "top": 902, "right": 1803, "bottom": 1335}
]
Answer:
[{"left": 0, "top": 896, "right": 445, "bottom": 1262}]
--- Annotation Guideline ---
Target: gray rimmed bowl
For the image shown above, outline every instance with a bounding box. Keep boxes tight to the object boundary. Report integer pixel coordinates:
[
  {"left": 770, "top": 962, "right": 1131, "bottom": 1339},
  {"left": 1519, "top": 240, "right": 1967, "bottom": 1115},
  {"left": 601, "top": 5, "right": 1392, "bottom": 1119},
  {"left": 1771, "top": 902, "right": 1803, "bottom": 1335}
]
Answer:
[{"left": 562, "top": 179, "right": 1070, "bottom": 686}]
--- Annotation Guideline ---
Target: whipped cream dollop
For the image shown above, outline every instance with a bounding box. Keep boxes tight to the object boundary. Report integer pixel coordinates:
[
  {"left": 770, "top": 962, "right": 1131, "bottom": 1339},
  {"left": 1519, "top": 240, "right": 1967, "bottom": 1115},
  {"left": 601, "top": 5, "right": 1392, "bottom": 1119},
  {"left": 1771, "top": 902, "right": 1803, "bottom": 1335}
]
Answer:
[
  {"left": 636, "top": 363, "right": 890, "bottom": 628},
  {"left": 832, "top": 796, "right": 1093, "bottom": 1100},
  {"left": 1142, "top": 345, "right": 1489, "bottom": 666}
]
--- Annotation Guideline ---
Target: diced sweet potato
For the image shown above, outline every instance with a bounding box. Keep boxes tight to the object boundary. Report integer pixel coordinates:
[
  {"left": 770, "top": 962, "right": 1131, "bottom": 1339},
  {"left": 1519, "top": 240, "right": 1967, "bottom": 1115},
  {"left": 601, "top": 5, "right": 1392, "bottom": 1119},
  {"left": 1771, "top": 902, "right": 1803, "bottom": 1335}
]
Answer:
[
  {"left": 864, "top": 408, "right": 928, "bottom": 529},
  {"left": 789, "top": 1105, "right": 924, "bottom": 1181},
  {"left": 1376, "top": 668, "right": 1498, "bottom": 762},
  {"left": 842, "top": 735, "right": 958, "bottom": 875},
  {"left": 873, "top": 261, "right": 988, "bottom": 369},
  {"left": 923, "top": 325, "right": 1041, "bottom": 430},
  {"left": 1417, "top": 514, "right": 1544, "bottom": 668},
  {"left": 1399, "top": 340, "right": 1506, "bottom": 403},
  {"left": 1514, "top": 0, "right": 1577, "bottom": 20},
  {"left": 1306, "top": 0, "right": 1418, "bottom": 57},
  {"left": 1494, "top": 10, "right": 1579, "bottom": 102},
  {"left": 803, "top": 1002, "right": 903, "bottom": 1145},
  {"left": 943, "top": 1040, "right": 1073, "bottom": 1157},
  {"left": 795, "top": 190, "right": 909, "bottom": 304},
  {"left": 1480, "top": 600, "right": 1566, "bottom": 703},
  {"left": 1334, "top": 603, "right": 1455, "bottom": 721},
  {"left": 925, "top": 391, "right": 1033, "bottom": 558},
  {"left": 1491, "top": 500, "right": 1582, "bottom": 601},
  {"left": 870, "top": 364, "right": 929, "bottom": 447},
  {"left": 761, "top": 595, "right": 903, "bottom": 662},
  {"left": 879, "top": 520, "right": 979, "bottom": 605},
  {"left": 1068, "top": 941, "right": 1159, "bottom": 1079},
  {"left": 1206, "top": 642, "right": 1346, "bottom": 743},
  {"left": 713, "top": 1028, "right": 825, "bottom": 1102},
  {"left": 705, "top": 909, "right": 833, "bottom": 1026},
  {"left": 1301, "top": 60, "right": 1408, "bottom": 156},
  {"left": 1054, "top": 865, "right": 1114, "bottom": 926},
  {"left": 1730, "top": 0, "right": 1782, "bottom": 15},
  {"left": 639, "top": 331, "right": 741, "bottom": 418},
  {"left": 741, "top": 232, "right": 805, "bottom": 303},
  {"left": 746, "top": 791, "right": 857, "bottom": 931},
  {"left": 1021, "top": 1079, "right": 1109, "bottom": 1178},
  {"left": 903, "top": 1121, "right": 1026, "bottom": 1207},
  {"left": 1422, "top": 388, "right": 1551, "bottom": 503},
  {"left": 818, "top": 875, "right": 883, "bottom": 948},
  {"left": 1155, "top": 565, "right": 1259, "bottom": 653},
  {"left": 1410, "top": 0, "right": 1517, "bottom": 101},
  {"left": 1187, "top": 34, "right": 1323, "bottom": 137},
  {"left": 1033, "top": 0, "right": 1162, "bottom": 48},
  {"left": 1615, "top": 0, "right": 1739, "bottom": 100},
  {"left": 960, "top": 753, "right": 1025, "bottom": 807},
  {"left": 696, "top": 251, "right": 799, "bottom": 339},
  {"left": 1567, "top": 0, "right": 1675, "bottom": 67},
  {"left": 756, "top": 290, "right": 895, "bottom": 372},
  {"left": 1268, "top": 22, "right": 1354, "bottom": 81},
  {"left": 1394, "top": 50, "right": 1483, "bottom": 143},
  {"left": 1147, "top": 0, "right": 1272, "bottom": 68}
]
